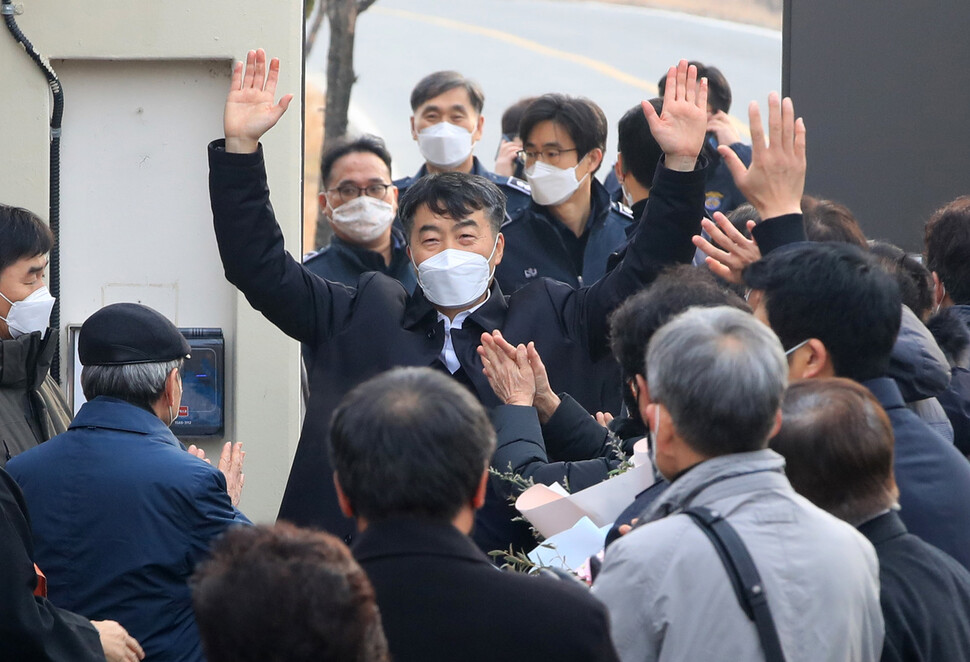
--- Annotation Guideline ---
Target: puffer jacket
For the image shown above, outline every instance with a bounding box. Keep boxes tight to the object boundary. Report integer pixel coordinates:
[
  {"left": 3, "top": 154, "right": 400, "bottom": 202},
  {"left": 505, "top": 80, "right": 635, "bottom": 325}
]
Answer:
[
  {"left": 888, "top": 305, "right": 954, "bottom": 443},
  {"left": 0, "top": 331, "right": 71, "bottom": 467}
]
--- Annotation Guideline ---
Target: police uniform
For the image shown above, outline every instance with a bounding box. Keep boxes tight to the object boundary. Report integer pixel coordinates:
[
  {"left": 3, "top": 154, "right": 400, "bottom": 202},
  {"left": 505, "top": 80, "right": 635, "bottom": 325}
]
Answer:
[
  {"left": 303, "top": 228, "right": 416, "bottom": 294},
  {"left": 496, "top": 178, "right": 634, "bottom": 293},
  {"left": 702, "top": 139, "right": 751, "bottom": 215},
  {"left": 394, "top": 157, "right": 533, "bottom": 221}
]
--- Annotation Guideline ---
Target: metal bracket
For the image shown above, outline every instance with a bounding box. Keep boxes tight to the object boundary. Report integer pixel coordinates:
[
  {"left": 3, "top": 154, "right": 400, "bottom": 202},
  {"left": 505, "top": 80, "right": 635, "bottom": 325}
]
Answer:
[{"left": 0, "top": 3, "right": 24, "bottom": 16}]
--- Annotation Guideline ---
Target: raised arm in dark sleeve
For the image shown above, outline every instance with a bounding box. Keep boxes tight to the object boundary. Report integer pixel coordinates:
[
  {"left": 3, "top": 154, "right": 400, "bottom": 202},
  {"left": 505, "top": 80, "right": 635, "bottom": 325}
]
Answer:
[
  {"left": 0, "top": 469, "right": 104, "bottom": 662},
  {"left": 208, "top": 140, "right": 362, "bottom": 345}
]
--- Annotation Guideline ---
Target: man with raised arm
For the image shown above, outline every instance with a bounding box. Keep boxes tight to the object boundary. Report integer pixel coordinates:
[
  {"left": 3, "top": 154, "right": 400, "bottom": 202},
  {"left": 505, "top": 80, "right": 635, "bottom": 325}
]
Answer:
[{"left": 208, "top": 50, "right": 710, "bottom": 543}]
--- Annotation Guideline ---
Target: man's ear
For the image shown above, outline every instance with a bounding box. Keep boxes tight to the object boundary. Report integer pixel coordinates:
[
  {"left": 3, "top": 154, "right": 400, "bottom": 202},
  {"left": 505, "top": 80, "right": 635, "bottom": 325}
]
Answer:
[
  {"left": 491, "top": 232, "right": 505, "bottom": 267},
  {"left": 634, "top": 374, "right": 652, "bottom": 420},
  {"left": 932, "top": 271, "right": 947, "bottom": 307},
  {"left": 165, "top": 368, "right": 180, "bottom": 408},
  {"left": 472, "top": 114, "right": 485, "bottom": 143},
  {"left": 586, "top": 147, "right": 604, "bottom": 174},
  {"left": 790, "top": 338, "right": 832, "bottom": 380},
  {"left": 766, "top": 408, "right": 783, "bottom": 441},
  {"left": 614, "top": 155, "right": 625, "bottom": 183},
  {"left": 410, "top": 116, "right": 418, "bottom": 141},
  {"left": 471, "top": 468, "right": 489, "bottom": 510},
  {"left": 333, "top": 473, "right": 354, "bottom": 518}
]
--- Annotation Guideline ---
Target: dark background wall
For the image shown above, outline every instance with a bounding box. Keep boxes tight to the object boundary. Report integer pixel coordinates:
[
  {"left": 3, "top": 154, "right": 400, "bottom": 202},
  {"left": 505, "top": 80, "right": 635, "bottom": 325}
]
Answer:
[{"left": 783, "top": 0, "right": 970, "bottom": 252}]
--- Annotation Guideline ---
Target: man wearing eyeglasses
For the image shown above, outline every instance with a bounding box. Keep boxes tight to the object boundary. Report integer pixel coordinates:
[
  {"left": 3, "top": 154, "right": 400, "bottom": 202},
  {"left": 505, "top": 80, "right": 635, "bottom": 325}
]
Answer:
[
  {"left": 394, "top": 71, "right": 533, "bottom": 222},
  {"left": 495, "top": 94, "right": 634, "bottom": 294},
  {"left": 303, "top": 135, "right": 416, "bottom": 294}
]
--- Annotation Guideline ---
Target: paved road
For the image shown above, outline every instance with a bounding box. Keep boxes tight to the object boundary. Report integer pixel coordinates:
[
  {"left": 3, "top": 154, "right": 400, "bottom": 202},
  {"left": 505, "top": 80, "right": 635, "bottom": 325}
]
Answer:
[{"left": 306, "top": 0, "right": 782, "bottom": 180}]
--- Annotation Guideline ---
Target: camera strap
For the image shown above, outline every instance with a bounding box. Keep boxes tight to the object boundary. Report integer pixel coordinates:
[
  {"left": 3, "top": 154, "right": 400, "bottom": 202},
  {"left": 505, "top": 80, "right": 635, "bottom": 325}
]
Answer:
[{"left": 683, "top": 506, "right": 787, "bottom": 662}]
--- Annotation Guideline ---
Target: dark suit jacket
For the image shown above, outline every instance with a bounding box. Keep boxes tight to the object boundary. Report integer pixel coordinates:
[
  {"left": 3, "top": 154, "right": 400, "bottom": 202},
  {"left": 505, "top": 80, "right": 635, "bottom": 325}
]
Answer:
[
  {"left": 0, "top": 468, "right": 103, "bottom": 662},
  {"left": 352, "top": 518, "right": 619, "bottom": 662},
  {"left": 209, "top": 141, "right": 706, "bottom": 540},
  {"left": 864, "top": 377, "right": 970, "bottom": 571},
  {"left": 858, "top": 511, "right": 970, "bottom": 662}
]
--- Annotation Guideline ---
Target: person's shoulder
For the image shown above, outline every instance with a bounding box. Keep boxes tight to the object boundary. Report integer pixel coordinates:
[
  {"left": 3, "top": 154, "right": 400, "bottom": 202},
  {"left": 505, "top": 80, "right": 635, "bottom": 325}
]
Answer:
[{"left": 609, "top": 200, "right": 635, "bottom": 222}]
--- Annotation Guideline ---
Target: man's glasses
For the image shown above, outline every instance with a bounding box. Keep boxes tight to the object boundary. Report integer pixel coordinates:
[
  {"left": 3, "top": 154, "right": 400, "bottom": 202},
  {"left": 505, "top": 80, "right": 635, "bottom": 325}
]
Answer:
[
  {"left": 328, "top": 183, "right": 392, "bottom": 201},
  {"left": 516, "top": 148, "right": 578, "bottom": 167}
]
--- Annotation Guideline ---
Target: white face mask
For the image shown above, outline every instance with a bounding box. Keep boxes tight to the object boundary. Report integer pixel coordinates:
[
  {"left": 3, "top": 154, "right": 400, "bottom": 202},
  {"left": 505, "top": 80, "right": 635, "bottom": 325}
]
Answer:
[
  {"left": 417, "top": 122, "right": 474, "bottom": 169},
  {"left": 526, "top": 160, "right": 588, "bottom": 206},
  {"left": 0, "top": 286, "right": 55, "bottom": 338},
  {"left": 414, "top": 238, "right": 498, "bottom": 308},
  {"left": 329, "top": 195, "right": 395, "bottom": 244}
]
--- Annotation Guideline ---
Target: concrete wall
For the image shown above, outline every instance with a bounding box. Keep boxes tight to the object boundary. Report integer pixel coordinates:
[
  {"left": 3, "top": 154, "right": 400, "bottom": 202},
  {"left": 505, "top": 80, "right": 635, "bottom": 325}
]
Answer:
[{"left": 0, "top": 0, "right": 305, "bottom": 522}]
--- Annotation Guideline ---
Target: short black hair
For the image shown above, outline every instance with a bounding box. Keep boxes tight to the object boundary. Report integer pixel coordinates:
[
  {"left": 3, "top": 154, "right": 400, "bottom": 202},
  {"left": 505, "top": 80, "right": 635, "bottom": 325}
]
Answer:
[
  {"left": 727, "top": 203, "right": 760, "bottom": 239},
  {"left": 329, "top": 367, "right": 496, "bottom": 523},
  {"left": 869, "top": 240, "right": 934, "bottom": 321},
  {"left": 0, "top": 204, "right": 54, "bottom": 274},
  {"left": 743, "top": 242, "right": 902, "bottom": 382},
  {"left": 192, "top": 523, "right": 389, "bottom": 662},
  {"left": 772, "top": 378, "right": 898, "bottom": 525},
  {"left": 801, "top": 195, "right": 868, "bottom": 248},
  {"left": 320, "top": 135, "right": 392, "bottom": 190},
  {"left": 609, "top": 266, "right": 748, "bottom": 416},
  {"left": 500, "top": 97, "right": 537, "bottom": 138},
  {"left": 410, "top": 71, "right": 484, "bottom": 114},
  {"left": 658, "top": 61, "right": 732, "bottom": 114},
  {"left": 519, "top": 94, "right": 608, "bottom": 173},
  {"left": 617, "top": 99, "right": 663, "bottom": 188},
  {"left": 925, "top": 195, "right": 970, "bottom": 304},
  {"left": 397, "top": 172, "right": 505, "bottom": 242}
]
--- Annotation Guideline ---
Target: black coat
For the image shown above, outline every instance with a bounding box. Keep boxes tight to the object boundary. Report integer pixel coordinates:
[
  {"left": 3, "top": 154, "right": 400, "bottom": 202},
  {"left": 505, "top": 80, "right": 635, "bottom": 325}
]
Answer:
[
  {"left": 209, "top": 141, "right": 706, "bottom": 540},
  {"left": 863, "top": 377, "right": 970, "bottom": 572},
  {"left": 0, "top": 468, "right": 103, "bottom": 661},
  {"left": 352, "top": 518, "right": 619, "bottom": 662},
  {"left": 858, "top": 511, "right": 970, "bottom": 662}
]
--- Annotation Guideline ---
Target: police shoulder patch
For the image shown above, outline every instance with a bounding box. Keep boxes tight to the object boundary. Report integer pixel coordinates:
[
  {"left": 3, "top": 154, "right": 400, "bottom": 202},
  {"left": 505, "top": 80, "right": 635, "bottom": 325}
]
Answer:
[
  {"left": 505, "top": 176, "right": 532, "bottom": 195},
  {"left": 610, "top": 200, "right": 634, "bottom": 220},
  {"left": 705, "top": 191, "right": 725, "bottom": 212}
]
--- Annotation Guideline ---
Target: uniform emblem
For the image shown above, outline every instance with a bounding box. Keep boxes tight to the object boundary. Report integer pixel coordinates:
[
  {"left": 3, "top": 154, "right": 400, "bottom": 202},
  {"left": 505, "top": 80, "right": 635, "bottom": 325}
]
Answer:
[
  {"left": 506, "top": 177, "right": 532, "bottom": 194},
  {"left": 705, "top": 191, "right": 724, "bottom": 212},
  {"left": 610, "top": 200, "right": 634, "bottom": 220},
  {"left": 524, "top": 267, "right": 538, "bottom": 279}
]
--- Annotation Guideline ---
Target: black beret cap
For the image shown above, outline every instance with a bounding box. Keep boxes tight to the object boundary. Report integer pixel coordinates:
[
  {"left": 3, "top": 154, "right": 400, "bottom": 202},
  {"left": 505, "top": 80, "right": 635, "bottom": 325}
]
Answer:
[{"left": 79, "top": 303, "right": 191, "bottom": 366}]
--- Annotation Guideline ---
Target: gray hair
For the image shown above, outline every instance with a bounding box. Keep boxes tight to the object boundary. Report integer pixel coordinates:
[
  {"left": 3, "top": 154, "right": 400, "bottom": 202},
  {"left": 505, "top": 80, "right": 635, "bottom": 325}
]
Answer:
[
  {"left": 646, "top": 306, "right": 788, "bottom": 456},
  {"left": 81, "top": 358, "right": 183, "bottom": 409}
]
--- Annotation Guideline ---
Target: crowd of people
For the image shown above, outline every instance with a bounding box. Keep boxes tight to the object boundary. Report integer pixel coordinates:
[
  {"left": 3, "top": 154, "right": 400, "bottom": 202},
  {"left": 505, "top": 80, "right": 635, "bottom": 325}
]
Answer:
[{"left": 3, "top": 45, "right": 970, "bottom": 662}]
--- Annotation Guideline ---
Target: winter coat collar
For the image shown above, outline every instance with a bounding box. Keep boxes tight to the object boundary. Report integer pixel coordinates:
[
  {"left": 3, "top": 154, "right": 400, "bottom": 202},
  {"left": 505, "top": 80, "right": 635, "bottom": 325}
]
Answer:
[{"left": 0, "top": 330, "right": 54, "bottom": 390}]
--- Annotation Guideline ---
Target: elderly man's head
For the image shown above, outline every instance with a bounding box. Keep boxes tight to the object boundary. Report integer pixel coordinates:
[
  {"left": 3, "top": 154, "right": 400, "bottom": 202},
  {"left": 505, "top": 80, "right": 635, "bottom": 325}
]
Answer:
[
  {"left": 643, "top": 306, "right": 787, "bottom": 479},
  {"left": 78, "top": 303, "right": 191, "bottom": 425},
  {"left": 329, "top": 367, "right": 496, "bottom": 530},
  {"left": 771, "top": 378, "right": 898, "bottom": 526},
  {"left": 192, "top": 522, "right": 389, "bottom": 662}
]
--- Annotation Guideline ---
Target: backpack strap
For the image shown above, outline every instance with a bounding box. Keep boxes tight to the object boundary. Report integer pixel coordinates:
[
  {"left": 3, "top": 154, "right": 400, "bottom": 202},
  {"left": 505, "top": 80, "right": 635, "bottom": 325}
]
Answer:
[{"left": 682, "top": 506, "right": 787, "bottom": 662}]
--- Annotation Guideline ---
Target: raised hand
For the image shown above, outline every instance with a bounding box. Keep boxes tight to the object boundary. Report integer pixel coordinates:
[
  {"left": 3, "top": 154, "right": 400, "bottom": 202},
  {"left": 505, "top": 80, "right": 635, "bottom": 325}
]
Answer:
[
  {"left": 642, "top": 60, "right": 709, "bottom": 172},
  {"left": 707, "top": 111, "right": 742, "bottom": 146},
  {"left": 224, "top": 49, "right": 294, "bottom": 154},
  {"left": 720, "top": 93, "right": 806, "bottom": 219},
  {"left": 692, "top": 211, "right": 762, "bottom": 284},
  {"left": 478, "top": 331, "right": 536, "bottom": 407},
  {"left": 526, "top": 341, "right": 561, "bottom": 424},
  {"left": 218, "top": 442, "right": 246, "bottom": 507}
]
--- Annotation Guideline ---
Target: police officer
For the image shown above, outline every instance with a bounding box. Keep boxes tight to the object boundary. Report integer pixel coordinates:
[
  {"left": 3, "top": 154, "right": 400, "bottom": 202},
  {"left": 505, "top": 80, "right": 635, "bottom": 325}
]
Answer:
[
  {"left": 394, "top": 71, "right": 532, "bottom": 221},
  {"left": 496, "top": 94, "right": 634, "bottom": 293},
  {"left": 303, "top": 135, "right": 416, "bottom": 293}
]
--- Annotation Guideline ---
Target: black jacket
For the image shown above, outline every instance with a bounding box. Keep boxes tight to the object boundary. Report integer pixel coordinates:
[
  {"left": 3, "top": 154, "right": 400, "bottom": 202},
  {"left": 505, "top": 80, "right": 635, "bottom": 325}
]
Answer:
[
  {"left": 352, "top": 518, "right": 619, "bottom": 662},
  {"left": 209, "top": 141, "right": 706, "bottom": 541},
  {"left": 858, "top": 511, "right": 970, "bottom": 662},
  {"left": 0, "top": 468, "right": 103, "bottom": 661}
]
